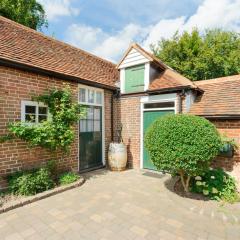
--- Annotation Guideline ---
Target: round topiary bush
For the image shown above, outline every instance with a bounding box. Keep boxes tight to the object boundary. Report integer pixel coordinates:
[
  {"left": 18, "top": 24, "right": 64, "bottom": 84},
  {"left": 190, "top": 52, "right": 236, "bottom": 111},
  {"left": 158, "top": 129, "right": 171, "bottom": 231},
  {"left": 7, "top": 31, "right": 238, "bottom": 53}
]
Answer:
[{"left": 145, "top": 114, "right": 222, "bottom": 192}]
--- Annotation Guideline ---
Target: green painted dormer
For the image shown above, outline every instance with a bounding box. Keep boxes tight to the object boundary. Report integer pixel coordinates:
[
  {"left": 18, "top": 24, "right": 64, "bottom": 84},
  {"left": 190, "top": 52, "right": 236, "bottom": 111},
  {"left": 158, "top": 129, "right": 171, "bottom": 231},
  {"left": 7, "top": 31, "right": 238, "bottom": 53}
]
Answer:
[
  {"left": 117, "top": 43, "right": 167, "bottom": 94},
  {"left": 125, "top": 64, "right": 145, "bottom": 93}
]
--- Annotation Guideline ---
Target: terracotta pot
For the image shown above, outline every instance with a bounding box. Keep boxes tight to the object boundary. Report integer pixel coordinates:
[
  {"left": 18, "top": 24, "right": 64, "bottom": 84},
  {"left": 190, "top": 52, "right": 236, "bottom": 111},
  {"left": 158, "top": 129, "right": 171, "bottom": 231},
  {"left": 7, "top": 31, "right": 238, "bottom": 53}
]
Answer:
[{"left": 108, "top": 143, "right": 127, "bottom": 171}]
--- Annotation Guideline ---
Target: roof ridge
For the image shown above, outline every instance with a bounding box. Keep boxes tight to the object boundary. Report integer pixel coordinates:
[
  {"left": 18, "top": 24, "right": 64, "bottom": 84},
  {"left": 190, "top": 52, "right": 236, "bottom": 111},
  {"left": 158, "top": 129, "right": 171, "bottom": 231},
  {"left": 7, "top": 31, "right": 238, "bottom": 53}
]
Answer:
[
  {"left": 0, "top": 16, "right": 116, "bottom": 67},
  {"left": 132, "top": 43, "right": 170, "bottom": 69},
  {"left": 116, "top": 42, "right": 170, "bottom": 70},
  {"left": 195, "top": 74, "right": 240, "bottom": 85}
]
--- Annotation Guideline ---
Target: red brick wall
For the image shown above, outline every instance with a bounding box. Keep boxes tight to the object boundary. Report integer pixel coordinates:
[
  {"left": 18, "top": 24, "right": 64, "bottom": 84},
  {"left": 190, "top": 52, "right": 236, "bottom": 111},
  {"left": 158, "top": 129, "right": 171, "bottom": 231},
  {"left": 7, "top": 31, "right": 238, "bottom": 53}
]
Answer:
[
  {"left": 113, "top": 95, "right": 141, "bottom": 168},
  {"left": 104, "top": 90, "right": 113, "bottom": 166},
  {"left": 182, "top": 96, "right": 240, "bottom": 183},
  {"left": 210, "top": 119, "right": 240, "bottom": 185},
  {"left": 0, "top": 66, "right": 113, "bottom": 188},
  {"left": 113, "top": 93, "right": 181, "bottom": 169}
]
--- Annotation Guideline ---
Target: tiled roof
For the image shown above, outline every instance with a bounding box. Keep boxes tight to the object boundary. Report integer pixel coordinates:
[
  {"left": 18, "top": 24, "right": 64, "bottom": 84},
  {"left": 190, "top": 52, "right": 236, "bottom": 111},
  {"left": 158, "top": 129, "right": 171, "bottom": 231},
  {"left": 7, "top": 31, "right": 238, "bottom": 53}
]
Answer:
[
  {"left": 149, "top": 69, "right": 198, "bottom": 91},
  {"left": 0, "top": 16, "right": 119, "bottom": 88},
  {"left": 116, "top": 43, "right": 169, "bottom": 70},
  {"left": 117, "top": 42, "right": 198, "bottom": 92},
  {"left": 189, "top": 75, "right": 240, "bottom": 116}
]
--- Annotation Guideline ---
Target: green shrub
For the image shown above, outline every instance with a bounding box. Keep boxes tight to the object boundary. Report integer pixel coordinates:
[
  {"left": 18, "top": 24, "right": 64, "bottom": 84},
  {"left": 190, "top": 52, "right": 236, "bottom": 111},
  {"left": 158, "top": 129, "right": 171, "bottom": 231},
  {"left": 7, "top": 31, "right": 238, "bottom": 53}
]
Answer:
[
  {"left": 46, "top": 160, "right": 58, "bottom": 179},
  {"left": 59, "top": 172, "right": 79, "bottom": 185},
  {"left": 1, "top": 86, "right": 86, "bottom": 152},
  {"left": 8, "top": 167, "right": 54, "bottom": 196},
  {"left": 191, "top": 168, "right": 240, "bottom": 203},
  {"left": 145, "top": 114, "right": 222, "bottom": 192}
]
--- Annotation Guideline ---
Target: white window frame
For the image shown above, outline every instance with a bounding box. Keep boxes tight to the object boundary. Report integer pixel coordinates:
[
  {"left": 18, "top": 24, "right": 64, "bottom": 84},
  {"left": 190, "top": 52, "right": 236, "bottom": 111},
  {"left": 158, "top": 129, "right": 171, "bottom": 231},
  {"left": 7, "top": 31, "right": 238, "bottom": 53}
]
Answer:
[
  {"left": 140, "top": 94, "right": 177, "bottom": 169},
  {"left": 78, "top": 84, "right": 105, "bottom": 170},
  {"left": 78, "top": 84, "right": 104, "bottom": 106},
  {"left": 21, "top": 100, "right": 49, "bottom": 124}
]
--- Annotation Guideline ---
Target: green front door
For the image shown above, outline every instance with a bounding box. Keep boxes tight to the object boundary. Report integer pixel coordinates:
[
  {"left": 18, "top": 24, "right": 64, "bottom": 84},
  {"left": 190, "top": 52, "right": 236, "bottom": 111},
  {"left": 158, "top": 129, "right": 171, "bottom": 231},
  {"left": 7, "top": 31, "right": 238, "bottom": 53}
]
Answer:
[
  {"left": 79, "top": 106, "right": 102, "bottom": 171},
  {"left": 143, "top": 110, "right": 174, "bottom": 170}
]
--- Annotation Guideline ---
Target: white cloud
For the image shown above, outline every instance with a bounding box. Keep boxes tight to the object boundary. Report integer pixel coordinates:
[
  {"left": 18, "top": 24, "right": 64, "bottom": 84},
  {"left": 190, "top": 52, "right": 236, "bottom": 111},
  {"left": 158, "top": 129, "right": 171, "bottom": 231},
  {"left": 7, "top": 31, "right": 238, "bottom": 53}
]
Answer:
[
  {"left": 66, "top": 24, "right": 107, "bottom": 51},
  {"left": 143, "top": 17, "right": 186, "bottom": 48},
  {"left": 39, "top": 0, "right": 80, "bottom": 21},
  {"left": 93, "top": 24, "right": 147, "bottom": 61},
  {"left": 143, "top": 0, "right": 240, "bottom": 48},
  {"left": 64, "top": 0, "right": 240, "bottom": 62},
  {"left": 184, "top": 0, "right": 240, "bottom": 31},
  {"left": 65, "top": 23, "right": 147, "bottom": 61}
]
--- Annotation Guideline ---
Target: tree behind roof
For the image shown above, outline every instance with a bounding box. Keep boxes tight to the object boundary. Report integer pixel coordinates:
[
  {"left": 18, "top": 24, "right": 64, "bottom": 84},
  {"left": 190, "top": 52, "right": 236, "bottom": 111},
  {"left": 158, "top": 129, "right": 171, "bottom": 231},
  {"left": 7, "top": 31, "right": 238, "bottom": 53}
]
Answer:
[
  {"left": 0, "top": 0, "right": 47, "bottom": 30},
  {"left": 151, "top": 29, "right": 240, "bottom": 80}
]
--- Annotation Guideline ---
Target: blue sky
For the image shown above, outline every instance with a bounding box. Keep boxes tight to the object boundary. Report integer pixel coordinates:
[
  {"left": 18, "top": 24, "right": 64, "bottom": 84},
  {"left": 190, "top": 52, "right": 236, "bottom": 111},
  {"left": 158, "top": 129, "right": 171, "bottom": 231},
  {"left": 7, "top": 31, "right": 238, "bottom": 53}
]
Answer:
[{"left": 39, "top": 0, "right": 240, "bottom": 62}]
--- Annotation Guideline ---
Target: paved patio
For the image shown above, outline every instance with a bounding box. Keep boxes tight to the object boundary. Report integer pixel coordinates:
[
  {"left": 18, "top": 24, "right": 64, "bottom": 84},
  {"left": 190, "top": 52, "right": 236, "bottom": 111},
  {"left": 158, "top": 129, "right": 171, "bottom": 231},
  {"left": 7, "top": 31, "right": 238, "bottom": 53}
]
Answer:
[{"left": 0, "top": 169, "right": 240, "bottom": 240}]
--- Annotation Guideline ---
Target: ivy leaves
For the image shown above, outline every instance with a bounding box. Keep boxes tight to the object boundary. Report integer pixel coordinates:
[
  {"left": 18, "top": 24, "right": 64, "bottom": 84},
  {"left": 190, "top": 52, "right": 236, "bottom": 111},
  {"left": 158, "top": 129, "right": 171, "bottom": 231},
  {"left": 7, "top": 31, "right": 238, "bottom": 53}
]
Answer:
[{"left": 5, "top": 86, "right": 85, "bottom": 152}]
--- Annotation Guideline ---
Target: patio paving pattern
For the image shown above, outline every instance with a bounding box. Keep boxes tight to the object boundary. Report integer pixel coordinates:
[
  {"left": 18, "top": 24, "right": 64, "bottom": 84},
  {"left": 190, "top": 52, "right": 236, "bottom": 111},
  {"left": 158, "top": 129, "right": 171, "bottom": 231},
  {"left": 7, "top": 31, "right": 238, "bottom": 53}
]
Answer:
[{"left": 0, "top": 169, "right": 240, "bottom": 240}]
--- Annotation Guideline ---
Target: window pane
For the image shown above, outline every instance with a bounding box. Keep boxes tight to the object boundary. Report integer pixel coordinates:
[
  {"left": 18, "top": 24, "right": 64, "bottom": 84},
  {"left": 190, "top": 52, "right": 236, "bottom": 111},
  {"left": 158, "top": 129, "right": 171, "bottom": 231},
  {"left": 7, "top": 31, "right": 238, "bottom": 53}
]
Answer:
[
  {"left": 39, "top": 115, "right": 47, "bottom": 122},
  {"left": 94, "top": 120, "right": 100, "bottom": 132},
  {"left": 144, "top": 102, "right": 174, "bottom": 109},
  {"left": 80, "top": 120, "right": 87, "bottom": 132},
  {"left": 87, "top": 107, "right": 94, "bottom": 119},
  {"left": 39, "top": 106, "right": 47, "bottom": 114},
  {"left": 96, "top": 91, "right": 102, "bottom": 104},
  {"left": 87, "top": 120, "right": 94, "bottom": 132},
  {"left": 94, "top": 108, "right": 101, "bottom": 120},
  {"left": 25, "top": 114, "right": 36, "bottom": 122},
  {"left": 25, "top": 105, "right": 36, "bottom": 114},
  {"left": 79, "top": 88, "right": 86, "bottom": 102},
  {"left": 88, "top": 89, "right": 94, "bottom": 103}
]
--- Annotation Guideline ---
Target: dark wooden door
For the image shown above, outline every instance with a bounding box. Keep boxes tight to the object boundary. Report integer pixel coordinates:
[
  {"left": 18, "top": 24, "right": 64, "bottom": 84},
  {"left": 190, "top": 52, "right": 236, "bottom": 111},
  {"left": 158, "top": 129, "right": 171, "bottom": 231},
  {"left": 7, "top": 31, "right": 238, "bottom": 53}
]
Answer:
[{"left": 79, "top": 106, "right": 102, "bottom": 171}]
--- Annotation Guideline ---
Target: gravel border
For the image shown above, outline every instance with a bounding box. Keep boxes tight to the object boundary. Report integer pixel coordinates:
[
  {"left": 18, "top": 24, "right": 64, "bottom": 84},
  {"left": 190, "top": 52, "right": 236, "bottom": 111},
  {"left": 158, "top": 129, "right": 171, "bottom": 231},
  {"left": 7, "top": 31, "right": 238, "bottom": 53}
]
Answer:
[{"left": 0, "top": 177, "right": 85, "bottom": 214}]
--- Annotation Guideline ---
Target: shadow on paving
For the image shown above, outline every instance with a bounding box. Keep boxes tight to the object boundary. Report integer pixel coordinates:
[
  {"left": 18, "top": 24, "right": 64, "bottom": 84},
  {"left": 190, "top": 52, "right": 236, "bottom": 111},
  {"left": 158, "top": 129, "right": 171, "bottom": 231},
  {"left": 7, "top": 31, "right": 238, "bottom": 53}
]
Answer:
[
  {"left": 164, "top": 177, "right": 210, "bottom": 201},
  {"left": 141, "top": 170, "right": 166, "bottom": 179}
]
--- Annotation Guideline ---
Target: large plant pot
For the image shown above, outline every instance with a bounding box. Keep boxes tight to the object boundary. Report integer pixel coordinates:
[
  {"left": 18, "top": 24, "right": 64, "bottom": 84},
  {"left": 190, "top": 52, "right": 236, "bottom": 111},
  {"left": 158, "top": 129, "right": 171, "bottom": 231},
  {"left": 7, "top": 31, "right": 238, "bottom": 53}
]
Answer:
[{"left": 108, "top": 143, "right": 127, "bottom": 171}]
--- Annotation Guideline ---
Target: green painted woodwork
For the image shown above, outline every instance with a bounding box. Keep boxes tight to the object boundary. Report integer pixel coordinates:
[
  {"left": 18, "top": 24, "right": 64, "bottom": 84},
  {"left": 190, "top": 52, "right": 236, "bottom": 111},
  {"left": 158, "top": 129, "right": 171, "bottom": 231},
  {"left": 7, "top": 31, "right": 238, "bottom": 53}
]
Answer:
[
  {"left": 79, "top": 106, "right": 102, "bottom": 171},
  {"left": 125, "top": 64, "right": 145, "bottom": 93},
  {"left": 143, "top": 110, "right": 174, "bottom": 170}
]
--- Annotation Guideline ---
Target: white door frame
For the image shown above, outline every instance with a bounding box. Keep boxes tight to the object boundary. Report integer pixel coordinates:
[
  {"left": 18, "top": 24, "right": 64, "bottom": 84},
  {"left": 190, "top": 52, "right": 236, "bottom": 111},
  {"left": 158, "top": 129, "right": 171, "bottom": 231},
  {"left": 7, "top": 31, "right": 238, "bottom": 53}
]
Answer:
[
  {"left": 140, "top": 94, "right": 177, "bottom": 169},
  {"left": 78, "top": 84, "right": 105, "bottom": 171}
]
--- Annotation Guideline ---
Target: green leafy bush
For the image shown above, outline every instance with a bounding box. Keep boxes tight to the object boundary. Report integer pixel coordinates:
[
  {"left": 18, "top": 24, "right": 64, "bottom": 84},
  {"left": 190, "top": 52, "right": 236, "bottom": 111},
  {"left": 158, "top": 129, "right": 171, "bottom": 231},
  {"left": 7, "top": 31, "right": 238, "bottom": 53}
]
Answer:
[
  {"left": 191, "top": 168, "right": 240, "bottom": 203},
  {"left": 59, "top": 172, "right": 79, "bottom": 185},
  {"left": 145, "top": 114, "right": 222, "bottom": 192},
  {"left": 1, "top": 86, "right": 86, "bottom": 152},
  {"left": 8, "top": 167, "right": 54, "bottom": 196},
  {"left": 46, "top": 160, "right": 58, "bottom": 180}
]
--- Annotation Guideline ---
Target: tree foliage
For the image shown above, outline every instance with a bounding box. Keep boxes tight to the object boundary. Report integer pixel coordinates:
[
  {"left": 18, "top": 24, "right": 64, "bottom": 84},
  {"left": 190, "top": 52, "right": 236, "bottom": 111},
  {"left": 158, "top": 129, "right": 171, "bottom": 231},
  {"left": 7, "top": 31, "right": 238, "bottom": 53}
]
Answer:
[
  {"left": 0, "top": 0, "right": 47, "bottom": 30},
  {"left": 151, "top": 29, "right": 240, "bottom": 80},
  {"left": 145, "top": 114, "right": 222, "bottom": 192}
]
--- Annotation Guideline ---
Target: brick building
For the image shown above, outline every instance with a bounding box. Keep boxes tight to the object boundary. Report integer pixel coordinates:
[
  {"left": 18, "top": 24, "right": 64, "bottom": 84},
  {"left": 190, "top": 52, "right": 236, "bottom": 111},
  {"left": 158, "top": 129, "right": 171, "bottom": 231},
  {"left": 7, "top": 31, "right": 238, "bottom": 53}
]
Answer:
[{"left": 0, "top": 16, "right": 240, "bottom": 188}]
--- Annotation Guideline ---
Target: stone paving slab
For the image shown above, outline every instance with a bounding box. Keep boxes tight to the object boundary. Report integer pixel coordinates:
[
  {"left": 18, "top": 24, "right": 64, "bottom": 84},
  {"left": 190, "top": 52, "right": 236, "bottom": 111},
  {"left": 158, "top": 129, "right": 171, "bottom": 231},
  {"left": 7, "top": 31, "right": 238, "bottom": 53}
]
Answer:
[
  {"left": 0, "top": 169, "right": 239, "bottom": 240},
  {"left": 0, "top": 178, "right": 85, "bottom": 214}
]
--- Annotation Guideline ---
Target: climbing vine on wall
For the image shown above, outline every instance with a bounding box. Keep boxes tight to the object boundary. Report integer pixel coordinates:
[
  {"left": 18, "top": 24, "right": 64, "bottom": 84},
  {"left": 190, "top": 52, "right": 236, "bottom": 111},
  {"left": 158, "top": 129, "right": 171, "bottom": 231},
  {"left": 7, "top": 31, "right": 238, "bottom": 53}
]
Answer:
[{"left": 1, "top": 86, "right": 85, "bottom": 152}]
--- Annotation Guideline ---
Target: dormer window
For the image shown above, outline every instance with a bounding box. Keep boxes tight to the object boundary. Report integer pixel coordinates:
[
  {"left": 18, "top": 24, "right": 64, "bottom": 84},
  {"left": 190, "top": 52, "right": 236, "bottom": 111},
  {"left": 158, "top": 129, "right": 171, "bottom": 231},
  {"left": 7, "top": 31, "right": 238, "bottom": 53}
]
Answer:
[
  {"left": 117, "top": 43, "right": 168, "bottom": 94},
  {"left": 125, "top": 64, "right": 145, "bottom": 93}
]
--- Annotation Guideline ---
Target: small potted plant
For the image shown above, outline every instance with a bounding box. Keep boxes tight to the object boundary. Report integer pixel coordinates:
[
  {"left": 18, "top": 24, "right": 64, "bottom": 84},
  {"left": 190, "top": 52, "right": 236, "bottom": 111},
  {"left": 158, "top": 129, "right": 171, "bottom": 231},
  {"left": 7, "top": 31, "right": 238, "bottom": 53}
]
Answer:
[
  {"left": 219, "top": 135, "right": 238, "bottom": 158},
  {"left": 108, "top": 125, "right": 127, "bottom": 171}
]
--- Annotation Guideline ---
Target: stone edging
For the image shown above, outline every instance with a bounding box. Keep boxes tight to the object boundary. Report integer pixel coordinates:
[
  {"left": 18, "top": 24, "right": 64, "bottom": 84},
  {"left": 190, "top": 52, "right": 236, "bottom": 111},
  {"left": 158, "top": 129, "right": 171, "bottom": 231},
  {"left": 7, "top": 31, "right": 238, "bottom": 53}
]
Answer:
[{"left": 0, "top": 177, "right": 85, "bottom": 214}]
